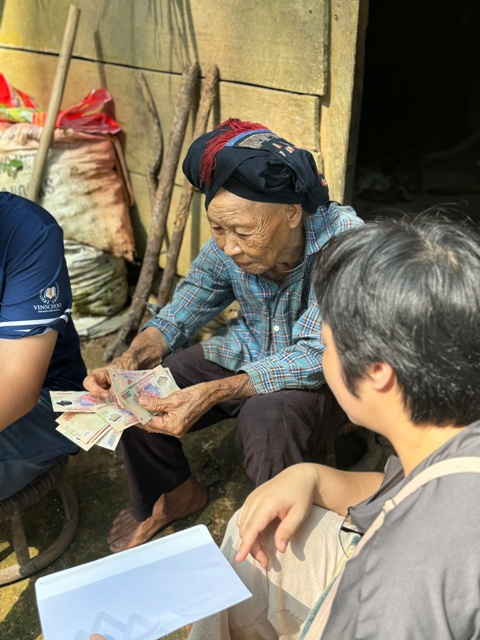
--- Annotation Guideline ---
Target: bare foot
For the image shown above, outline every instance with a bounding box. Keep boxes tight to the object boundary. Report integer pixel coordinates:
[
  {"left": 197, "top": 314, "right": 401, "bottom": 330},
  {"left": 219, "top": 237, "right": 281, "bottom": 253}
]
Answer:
[{"left": 107, "top": 475, "right": 208, "bottom": 553}]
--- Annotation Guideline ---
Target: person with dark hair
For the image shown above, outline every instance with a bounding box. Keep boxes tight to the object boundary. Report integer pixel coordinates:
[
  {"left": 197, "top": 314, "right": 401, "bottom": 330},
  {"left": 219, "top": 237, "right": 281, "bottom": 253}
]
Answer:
[
  {"left": 187, "top": 215, "right": 480, "bottom": 640},
  {"left": 84, "top": 118, "right": 362, "bottom": 553},
  {"left": 0, "top": 192, "right": 86, "bottom": 500}
]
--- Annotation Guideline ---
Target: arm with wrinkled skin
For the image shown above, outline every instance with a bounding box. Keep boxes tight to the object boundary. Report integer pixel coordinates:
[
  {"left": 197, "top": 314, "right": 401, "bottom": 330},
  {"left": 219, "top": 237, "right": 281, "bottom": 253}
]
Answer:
[{"left": 138, "top": 372, "right": 256, "bottom": 437}]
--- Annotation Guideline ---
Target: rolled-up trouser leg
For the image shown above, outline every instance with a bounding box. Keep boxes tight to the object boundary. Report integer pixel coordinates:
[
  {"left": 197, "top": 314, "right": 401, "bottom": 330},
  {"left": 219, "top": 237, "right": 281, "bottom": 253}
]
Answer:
[
  {"left": 188, "top": 506, "right": 351, "bottom": 640},
  {"left": 237, "top": 385, "right": 347, "bottom": 486},
  {"left": 121, "top": 344, "right": 243, "bottom": 521}
]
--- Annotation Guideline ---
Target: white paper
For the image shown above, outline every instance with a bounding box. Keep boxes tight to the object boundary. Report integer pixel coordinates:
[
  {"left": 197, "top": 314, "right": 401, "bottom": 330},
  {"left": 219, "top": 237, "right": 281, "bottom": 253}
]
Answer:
[{"left": 35, "top": 525, "right": 251, "bottom": 640}]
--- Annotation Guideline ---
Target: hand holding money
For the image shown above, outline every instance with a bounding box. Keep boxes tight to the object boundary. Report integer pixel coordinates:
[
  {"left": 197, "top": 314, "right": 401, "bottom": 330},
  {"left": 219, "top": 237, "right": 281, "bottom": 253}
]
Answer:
[
  {"left": 83, "top": 327, "right": 170, "bottom": 399},
  {"left": 82, "top": 352, "right": 140, "bottom": 399},
  {"left": 51, "top": 364, "right": 179, "bottom": 452},
  {"left": 136, "top": 380, "right": 221, "bottom": 438}
]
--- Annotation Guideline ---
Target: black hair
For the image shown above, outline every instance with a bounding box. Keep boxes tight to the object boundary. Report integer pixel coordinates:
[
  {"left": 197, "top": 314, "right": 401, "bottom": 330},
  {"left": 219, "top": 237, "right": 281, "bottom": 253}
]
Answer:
[{"left": 314, "top": 213, "right": 480, "bottom": 426}]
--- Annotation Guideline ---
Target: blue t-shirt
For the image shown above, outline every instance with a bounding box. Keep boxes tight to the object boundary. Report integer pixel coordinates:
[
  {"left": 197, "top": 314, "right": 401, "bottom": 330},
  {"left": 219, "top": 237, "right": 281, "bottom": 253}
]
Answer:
[{"left": 0, "top": 192, "right": 86, "bottom": 391}]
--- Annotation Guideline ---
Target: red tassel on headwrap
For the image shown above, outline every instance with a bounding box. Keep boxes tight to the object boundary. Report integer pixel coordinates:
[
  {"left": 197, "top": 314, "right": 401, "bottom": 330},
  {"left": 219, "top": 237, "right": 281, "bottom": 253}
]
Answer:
[{"left": 200, "top": 117, "right": 268, "bottom": 187}]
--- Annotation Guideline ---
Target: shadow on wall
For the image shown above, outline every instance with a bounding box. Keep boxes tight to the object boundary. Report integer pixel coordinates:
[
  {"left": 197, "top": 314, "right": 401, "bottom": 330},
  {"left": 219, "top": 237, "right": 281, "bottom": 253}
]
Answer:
[
  {"left": 93, "top": 0, "right": 199, "bottom": 72},
  {"left": 166, "top": 0, "right": 199, "bottom": 65}
]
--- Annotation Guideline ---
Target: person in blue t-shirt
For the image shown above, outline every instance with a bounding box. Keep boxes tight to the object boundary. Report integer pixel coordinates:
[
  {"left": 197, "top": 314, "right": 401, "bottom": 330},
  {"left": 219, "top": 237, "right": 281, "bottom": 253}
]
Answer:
[{"left": 0, "top": 192, "right": 86, "bottom": 500}]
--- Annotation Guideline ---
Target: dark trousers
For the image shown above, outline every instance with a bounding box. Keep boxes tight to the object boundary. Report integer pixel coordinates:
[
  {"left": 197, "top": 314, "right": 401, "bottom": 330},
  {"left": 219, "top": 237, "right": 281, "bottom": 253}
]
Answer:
[
  {"left": 121, "top": 344, "right": 347, "bottom": 520},
  {"left": 0, "top": 390, "right": 79, "bottom": 501}
]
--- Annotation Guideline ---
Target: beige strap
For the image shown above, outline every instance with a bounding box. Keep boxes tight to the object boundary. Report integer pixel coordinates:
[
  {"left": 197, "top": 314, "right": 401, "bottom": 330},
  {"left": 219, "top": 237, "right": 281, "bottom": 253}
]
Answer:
[{"left": 302, "top": 456, "right": 480, "bottom": 639}]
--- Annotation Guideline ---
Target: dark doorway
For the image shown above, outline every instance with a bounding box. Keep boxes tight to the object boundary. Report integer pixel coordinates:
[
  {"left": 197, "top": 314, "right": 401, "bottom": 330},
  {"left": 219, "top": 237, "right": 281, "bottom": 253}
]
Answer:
[{"left": 353, "top": 0, "right": 480, "bottom": 222}]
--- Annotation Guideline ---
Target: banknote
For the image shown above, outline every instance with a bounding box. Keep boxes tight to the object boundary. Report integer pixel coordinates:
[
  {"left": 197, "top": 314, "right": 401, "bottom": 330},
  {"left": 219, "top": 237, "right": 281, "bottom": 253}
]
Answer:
[
  {"left": 109, "top": 366, "right": 179, "bottom": 398},
  {"left": 109, "top": 369, "right": 152, "bottom": 424},
  {"left": 54, "top": 366, "right": 180, "bottom": 451},
  {"left": 50, "top": 391, "right": 110, "bottom": 413},
  {"left": 135, "top": 364, "right": 180, "bottom": 400},
  {"left": 95, "top": 427, "right": 122, "bottom": 451},
  {"left": 95, "top": 405, "right": 138, "bottom": 432},
  {"left": 56, "top": 411, "right": 110, "bottom": 444},
  {"left": 106, "top": 369, "right": 148, "bottom": 408},
  {"left": 56, "top": 418, "right": 111, "bottom": 451},
  {"left": 108, "top": 364, "right": 179, "bottom": 425},
  {"left": 109, "top": 369, "right": 153, "bottom": 425},
  {"left": 107, "top": 369, "right": 149, "bottom": 386},
  {"left": 163, "top": 367, "right": 175, "bottom": 383},
  {"left": 56, "top": 424, "right": 96, "bottom": 451}
]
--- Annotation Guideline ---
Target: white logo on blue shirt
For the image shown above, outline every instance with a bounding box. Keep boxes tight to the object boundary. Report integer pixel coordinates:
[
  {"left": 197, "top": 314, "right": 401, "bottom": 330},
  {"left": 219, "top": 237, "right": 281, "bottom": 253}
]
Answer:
[
  {"left": 40, "top": 282, "right": 60, "bottom": 304},
  {"left": 33, "top": 282, "right": 63, "bottom": 313}
]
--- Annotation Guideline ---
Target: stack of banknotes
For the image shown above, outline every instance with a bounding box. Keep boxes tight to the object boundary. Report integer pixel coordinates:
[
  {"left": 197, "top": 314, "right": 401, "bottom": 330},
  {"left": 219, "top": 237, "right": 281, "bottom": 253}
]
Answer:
[{"left": 50, "top": 364, "right": 179, "bottom": 452}]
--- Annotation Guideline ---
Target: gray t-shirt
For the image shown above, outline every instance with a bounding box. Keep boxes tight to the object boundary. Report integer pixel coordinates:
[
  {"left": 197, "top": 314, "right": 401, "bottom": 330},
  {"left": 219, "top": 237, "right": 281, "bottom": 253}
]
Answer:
[{"left": 323, "top": 420, "right": 480, "bottom": 639}]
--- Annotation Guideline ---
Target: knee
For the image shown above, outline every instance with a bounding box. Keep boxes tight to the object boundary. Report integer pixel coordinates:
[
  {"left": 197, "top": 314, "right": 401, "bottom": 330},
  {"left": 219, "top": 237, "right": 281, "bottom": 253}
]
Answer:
[{"left": 236, "top": 395, "right": 281, "bottom": 441}]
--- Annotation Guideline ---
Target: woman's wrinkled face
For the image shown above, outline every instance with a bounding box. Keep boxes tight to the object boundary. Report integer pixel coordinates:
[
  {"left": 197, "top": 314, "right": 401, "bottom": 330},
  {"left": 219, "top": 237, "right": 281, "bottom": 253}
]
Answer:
[{"left": 207, "top": 189, "right": 301, "bottom": 274}]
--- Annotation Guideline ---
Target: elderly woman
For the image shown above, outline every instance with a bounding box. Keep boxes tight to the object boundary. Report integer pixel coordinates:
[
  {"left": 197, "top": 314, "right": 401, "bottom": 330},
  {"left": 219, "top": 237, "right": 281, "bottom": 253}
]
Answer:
[{"left": 84, "top": 118, "right": 362, "bottom": 553}]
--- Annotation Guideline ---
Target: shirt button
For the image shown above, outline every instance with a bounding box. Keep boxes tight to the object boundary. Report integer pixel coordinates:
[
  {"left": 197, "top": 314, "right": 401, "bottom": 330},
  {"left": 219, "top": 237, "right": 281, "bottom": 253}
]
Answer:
[{"left": 273, "top": 325, "right": 280, "bottom": 332}]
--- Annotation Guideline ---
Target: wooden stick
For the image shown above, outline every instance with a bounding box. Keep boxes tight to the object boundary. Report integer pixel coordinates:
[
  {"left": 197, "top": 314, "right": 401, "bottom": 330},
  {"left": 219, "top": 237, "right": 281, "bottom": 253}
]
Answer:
[
  {"left": 156, "top": 65, "right": 219, "bottom": 307},
  {"left": 105, "top": 62, "right": 200, "bottom": 362},
  {"left": 27, "top": 5, "right": 81, "bottom": 203}
]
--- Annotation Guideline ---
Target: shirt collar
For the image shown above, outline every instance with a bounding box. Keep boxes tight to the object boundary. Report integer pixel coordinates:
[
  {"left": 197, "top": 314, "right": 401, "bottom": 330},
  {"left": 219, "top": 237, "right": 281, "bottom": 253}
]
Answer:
[{"left": 304, "top": 204, "right": 332, "bottom": 256}]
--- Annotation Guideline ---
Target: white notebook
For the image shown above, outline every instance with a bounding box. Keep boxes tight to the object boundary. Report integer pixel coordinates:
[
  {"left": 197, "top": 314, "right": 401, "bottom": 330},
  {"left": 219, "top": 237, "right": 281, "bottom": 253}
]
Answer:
[{"left": 35, "top": 525, "right": 251, "bottom": 640}]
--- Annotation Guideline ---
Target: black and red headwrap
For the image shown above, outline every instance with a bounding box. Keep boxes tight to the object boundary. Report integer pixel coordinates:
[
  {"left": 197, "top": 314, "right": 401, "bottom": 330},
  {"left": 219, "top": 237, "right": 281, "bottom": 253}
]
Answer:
[{"left": 182, "top": 118, "right": 329, "bottom": 213}]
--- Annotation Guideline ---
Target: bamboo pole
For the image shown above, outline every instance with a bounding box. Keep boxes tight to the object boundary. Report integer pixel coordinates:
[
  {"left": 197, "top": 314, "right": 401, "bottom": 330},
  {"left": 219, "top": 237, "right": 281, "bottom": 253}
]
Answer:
[
  {"left": 156, "top": 64, "right": 219, "bottom": 307},
  {"left": 27, "top": 5, "right": 81, "bottom": 203},
  {"left": 105, "top": 62, "right": 200, "bottom": 362}
]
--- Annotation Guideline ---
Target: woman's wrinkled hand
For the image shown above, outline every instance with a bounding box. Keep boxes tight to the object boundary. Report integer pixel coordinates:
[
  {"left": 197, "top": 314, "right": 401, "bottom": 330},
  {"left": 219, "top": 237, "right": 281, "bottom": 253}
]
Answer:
[
  {"left": 137, "top": 382, "right": 215, "bottom": 438},
  {"left": 83, "top": 352, "right": 142, "bottom": 399}
]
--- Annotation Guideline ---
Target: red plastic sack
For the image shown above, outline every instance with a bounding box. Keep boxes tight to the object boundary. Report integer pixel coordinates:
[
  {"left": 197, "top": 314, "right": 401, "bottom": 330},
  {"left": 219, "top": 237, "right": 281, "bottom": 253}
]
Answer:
[{"left": 0, "top": 74, "right": 121, "bottom": 134}]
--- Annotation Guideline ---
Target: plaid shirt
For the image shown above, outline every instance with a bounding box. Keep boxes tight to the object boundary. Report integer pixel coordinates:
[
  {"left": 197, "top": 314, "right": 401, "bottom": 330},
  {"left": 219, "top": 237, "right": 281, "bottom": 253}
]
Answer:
[{"left": 145, "top": 202, "right": 362, "bottom": 394}]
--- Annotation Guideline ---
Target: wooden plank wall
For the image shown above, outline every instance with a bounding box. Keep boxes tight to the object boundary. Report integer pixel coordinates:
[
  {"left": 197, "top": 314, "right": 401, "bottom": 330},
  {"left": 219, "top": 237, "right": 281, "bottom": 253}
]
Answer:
[{"left": 0, "top": 0, "right": 365, "bottom": 274}]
